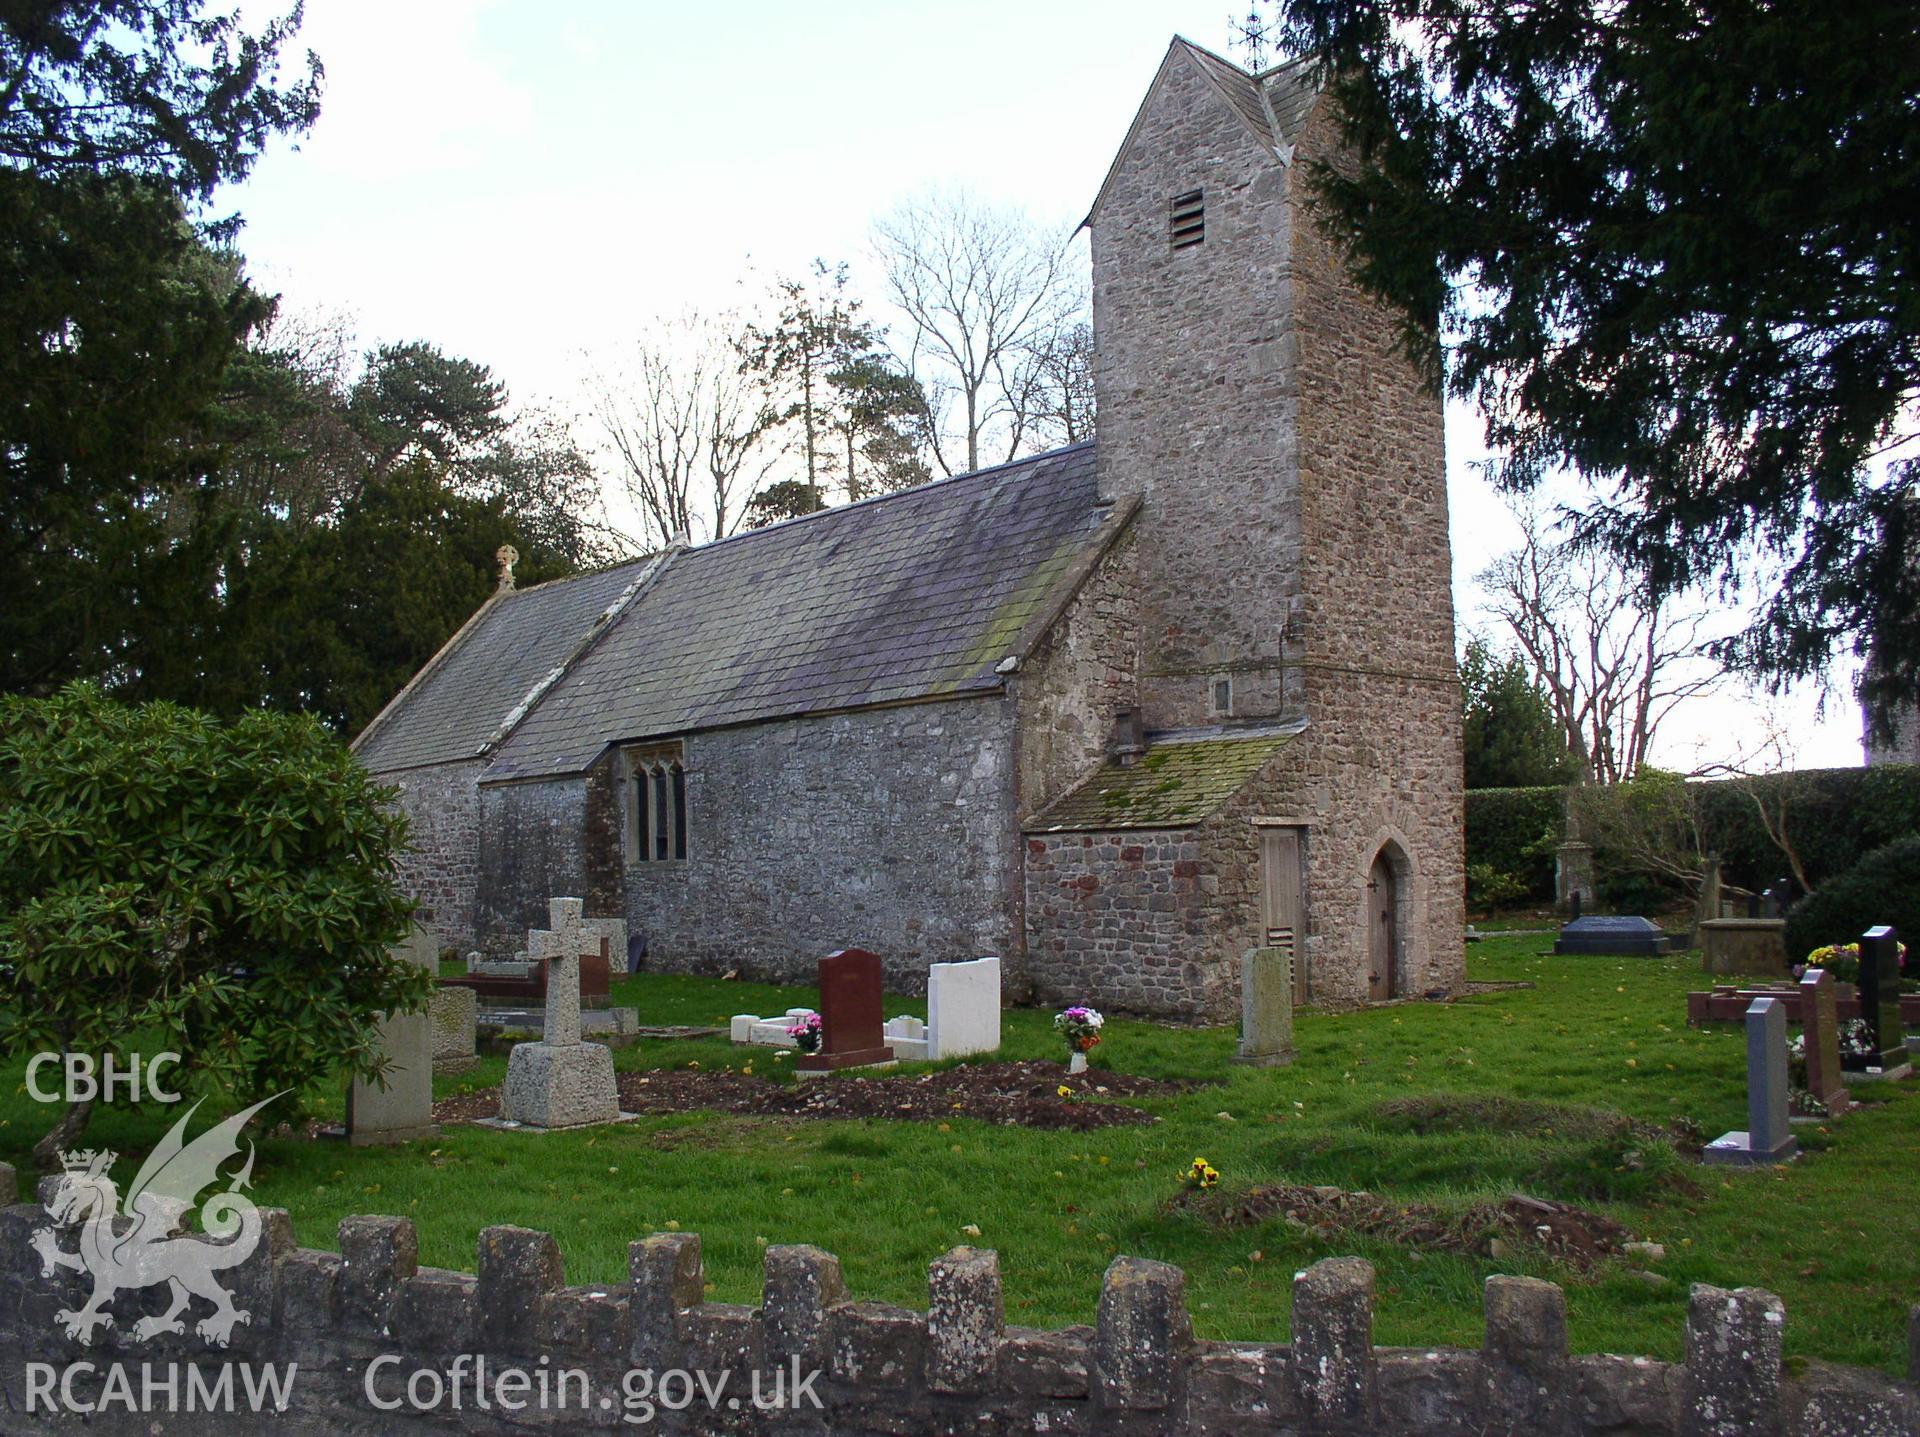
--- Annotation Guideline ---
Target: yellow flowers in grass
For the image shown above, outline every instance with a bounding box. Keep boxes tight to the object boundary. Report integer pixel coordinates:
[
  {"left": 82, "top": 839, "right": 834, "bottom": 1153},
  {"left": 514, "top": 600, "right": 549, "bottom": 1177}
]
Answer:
[{"left": 1181, "top": 1156, "right": 1220, "bottom": 1190}]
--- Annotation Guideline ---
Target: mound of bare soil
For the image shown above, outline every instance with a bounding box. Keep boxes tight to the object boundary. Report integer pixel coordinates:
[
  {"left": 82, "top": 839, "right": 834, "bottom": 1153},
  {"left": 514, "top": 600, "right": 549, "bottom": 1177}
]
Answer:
[
  {"left": 434, "top": 1060, "right": 1182, "bottom": 1131},
  {"left": 1183, "top": 1182, "right": 1633, "bottom": 1270},
  {"left": 1374, "top": 1094, "right": 1701, "bottom": 1148}
]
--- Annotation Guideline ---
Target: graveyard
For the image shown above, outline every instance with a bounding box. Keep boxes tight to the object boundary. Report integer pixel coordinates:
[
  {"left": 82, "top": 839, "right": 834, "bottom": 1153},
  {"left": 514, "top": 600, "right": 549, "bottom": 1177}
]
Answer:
[{"left": 4, "top": 929, "right": 1917, "bottom": 1377}]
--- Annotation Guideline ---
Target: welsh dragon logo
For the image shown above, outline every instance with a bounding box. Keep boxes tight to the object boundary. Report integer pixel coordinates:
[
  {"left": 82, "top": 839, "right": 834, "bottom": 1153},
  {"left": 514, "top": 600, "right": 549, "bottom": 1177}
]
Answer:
[{"left": 31, "top": 1094, "right": 283, "bottom": 1347}]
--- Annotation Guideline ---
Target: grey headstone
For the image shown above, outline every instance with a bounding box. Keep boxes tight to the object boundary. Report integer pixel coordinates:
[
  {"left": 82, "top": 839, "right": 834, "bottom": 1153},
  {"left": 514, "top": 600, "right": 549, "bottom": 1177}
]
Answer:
[
  {"left": 1554, "top": 914, "right": 1679, "bottom": 956},
  {"left": 1236, "top": 944, "right": 1296, "bottom": 1066},
  {"left": 346, "top": 923, "right": 439, "bottom": 1146},
  {"left": 429, "top": 985, "right": 478, "bottom": 1073},
  {"left": 1703, "top": 996, "right": 1798, "bottom": 1165},
  {"left": 499, "top": 898, "right": 622, "bottom": 1129}
]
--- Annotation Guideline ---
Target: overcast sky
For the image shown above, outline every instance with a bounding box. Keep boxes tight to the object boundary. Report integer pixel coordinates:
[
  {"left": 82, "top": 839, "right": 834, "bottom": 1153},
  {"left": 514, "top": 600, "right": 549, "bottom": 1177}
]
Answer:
[{"left": 217, "top": 0, "right": 1867, "bottom": 772}]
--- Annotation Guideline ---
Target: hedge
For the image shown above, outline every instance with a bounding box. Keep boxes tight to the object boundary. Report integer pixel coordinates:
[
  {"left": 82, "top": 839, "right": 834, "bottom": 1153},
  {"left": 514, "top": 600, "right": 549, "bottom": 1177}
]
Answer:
[
  {"left": 1465, "top": 764, "right": 1920, "bottom": 905},
  {"left": 1463, "top": 786, "right": 1565, "bottom": 900},
  {"left": 1784, "top": 835, "right": 1920, "bottom": 962}
]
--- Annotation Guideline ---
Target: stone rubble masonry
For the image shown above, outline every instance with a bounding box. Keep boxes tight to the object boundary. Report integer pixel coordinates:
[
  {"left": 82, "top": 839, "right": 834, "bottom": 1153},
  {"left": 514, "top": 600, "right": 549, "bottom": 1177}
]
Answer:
[
  {"left": 380, "top": 758, "right": 484, "bottom": 954},
  {"left": 0, "top": 1166, "right": 1911, "bottom": 1435},
  {"left": 1091, "top": 48, "right": 1305, "bottom": 728},
  {"left": 1014, "top": 528, "right": 1144, "bottom": 813},
  {"left": 1085, "top": 50, "right": 1463, "bottom": 1011},
  {"left": 476, "top": 699, "right": 1024, "bottom": 998}
]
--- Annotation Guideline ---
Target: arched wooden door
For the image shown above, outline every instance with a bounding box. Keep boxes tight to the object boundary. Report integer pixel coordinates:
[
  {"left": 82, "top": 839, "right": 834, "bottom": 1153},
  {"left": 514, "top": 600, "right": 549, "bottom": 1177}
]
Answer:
[{"left": 1367, "top": 853, "right": 1398, "bottom": 1000}]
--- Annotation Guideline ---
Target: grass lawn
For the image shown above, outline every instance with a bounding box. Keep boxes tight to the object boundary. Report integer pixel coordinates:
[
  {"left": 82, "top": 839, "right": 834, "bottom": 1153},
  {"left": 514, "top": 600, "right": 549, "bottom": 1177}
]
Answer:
[{"left": 5, "top": 934, "right": 1917, "bottom": 1373}]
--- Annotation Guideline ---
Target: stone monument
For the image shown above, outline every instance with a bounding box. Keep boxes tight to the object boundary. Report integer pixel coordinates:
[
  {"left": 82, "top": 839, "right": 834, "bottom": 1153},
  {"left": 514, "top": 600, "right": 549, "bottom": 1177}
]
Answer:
[
  {"left": 1554, "top": 841, "right": 1595, "bottom": 918},
  {"left": 1853, "top": 925, "right": 1911, "bottom": 1080},
  {"left": 346, "top": 922, "right": 440, "bottom": 1146},
  {"left": 1697, "top": 917, "right": 1791, "bottom": 978},
  {"left": 1703, "top": 996, "right": 1799, "bottom": 1166},
  {"left": 926, "top": 957, "right": 1001, "bottom": 1060},
  {"left": 1553, "top": 915, "right": 1680, "bottom": 956},
  {"left": 1796, "top": 967, "right": 1849, "bottom": 1116},
  {"left": 795, "top": 948, "right": 895, "bottom": 1074},
  {"left": 430, "top": 985, "right": 479, "bottom": 1075},
  {"left": 1236, "top": 942, "right": 1296, "bottom": 1066},
  {"left": 499, "top": 898, "right": 622, "bottom": 1127}
]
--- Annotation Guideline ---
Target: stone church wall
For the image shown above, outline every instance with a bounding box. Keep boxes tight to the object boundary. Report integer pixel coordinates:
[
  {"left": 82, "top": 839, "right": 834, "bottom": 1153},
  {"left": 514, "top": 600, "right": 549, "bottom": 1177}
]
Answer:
[
  {"left": 1275, "top": 99, "right": 1466, "bottom": 1005},
  {"left": 378, "top": 758, "right": 485, "bottom": 955},
  {"left": 1090, "top": 48, "right": 1307, "bottom": 731},
  {"left": 617, "top": 698, "right": 1023, "bottom": 996},
  {"left": 1014, "top": 530, "right": 1142, "bottom": 816},
  {"left": 473, "top": 775, "right": 593, "bottom": 947},
  {"left": 1023, "top": 828, "right": 1219, "bottom": 1017}
]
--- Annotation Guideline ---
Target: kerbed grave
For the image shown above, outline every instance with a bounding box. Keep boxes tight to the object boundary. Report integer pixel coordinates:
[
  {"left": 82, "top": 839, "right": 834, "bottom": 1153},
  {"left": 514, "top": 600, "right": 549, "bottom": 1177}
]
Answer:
[{"left": 733, "top": 955, "right": 1002, "bottom": 1062}]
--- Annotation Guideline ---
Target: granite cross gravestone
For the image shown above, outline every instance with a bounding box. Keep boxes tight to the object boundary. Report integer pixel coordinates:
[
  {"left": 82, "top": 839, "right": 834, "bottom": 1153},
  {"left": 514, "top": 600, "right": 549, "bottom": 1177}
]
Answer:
[
  {"left": 499, "top": 898, "right": 622, "bottom": 1127},
  {"left": 1236, "top": 942, "right": 1296, "bottom": 1067},
  {"left": 1703, "top": 996, "right": 1798, "bottom": 1166},
  {"left": 1855, "top": 925, "right": 1911, "bottom": 1079},
  {"left": 796, "top": 948, "right": 895, "bottom": 1073},
  {"left": 1796, "top": 967, "right": 1849, "bottom": 1115},
  {"left": 346, "top": 923, "right": 439, "bottom": 1146}
]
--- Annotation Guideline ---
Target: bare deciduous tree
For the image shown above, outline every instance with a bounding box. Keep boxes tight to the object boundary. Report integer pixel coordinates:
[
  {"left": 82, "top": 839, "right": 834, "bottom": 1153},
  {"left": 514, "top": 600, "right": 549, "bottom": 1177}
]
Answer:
[
  {"left": 588, "top": 314, "right": 785, "bottom": 549},
  {"left": 1479, "top": 504, "right": 1722, "bottom": 783},
  {"left": 872, "top": 190, "right": 1086, "bottom": 475}
]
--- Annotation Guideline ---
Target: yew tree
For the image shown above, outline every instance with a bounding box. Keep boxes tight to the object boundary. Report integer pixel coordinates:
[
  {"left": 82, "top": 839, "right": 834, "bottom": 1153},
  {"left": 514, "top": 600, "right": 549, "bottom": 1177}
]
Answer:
[{"left": 1275, "top": 0, "right": 1920, "bottom": 728}]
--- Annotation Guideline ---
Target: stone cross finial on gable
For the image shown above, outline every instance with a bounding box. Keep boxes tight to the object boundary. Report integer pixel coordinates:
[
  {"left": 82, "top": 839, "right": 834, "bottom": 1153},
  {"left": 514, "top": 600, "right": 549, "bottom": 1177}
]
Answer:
[
  {"left": 526, "top": 897, "right": 595, "bottom": 1046},
  {"left": 495, "top": 543, "right": 519, "bottom": 592}
]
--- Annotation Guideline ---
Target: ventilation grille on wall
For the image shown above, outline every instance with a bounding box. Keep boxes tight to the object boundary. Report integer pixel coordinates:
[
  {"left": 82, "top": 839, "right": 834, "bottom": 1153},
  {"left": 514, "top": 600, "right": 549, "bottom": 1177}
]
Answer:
[
  {"left": 1170, "top": 189, "right": 1205, "bottom": 249},
  {"left": 1265, "top": 926, "right": 1304, "bottom": 1003}
]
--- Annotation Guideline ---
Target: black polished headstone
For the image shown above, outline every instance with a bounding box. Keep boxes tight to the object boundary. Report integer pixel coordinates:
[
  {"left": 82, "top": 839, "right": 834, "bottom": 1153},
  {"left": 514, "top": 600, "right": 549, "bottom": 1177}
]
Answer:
[{"left": 1858, "top": 926, "right": 1908, "bottom": 1073}]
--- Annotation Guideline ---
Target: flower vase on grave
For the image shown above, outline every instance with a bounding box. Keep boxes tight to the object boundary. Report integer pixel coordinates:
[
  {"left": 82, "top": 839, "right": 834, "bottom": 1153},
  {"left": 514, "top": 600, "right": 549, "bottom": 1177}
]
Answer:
[{"left": 1069, "top": 1051, "right": 1088, "bottom": 1075}]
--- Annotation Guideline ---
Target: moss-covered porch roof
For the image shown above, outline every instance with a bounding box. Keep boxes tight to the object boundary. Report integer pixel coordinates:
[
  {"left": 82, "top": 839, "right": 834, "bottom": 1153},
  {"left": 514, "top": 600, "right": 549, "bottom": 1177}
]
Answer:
[{"left": 1024, "top": 722, "right": 1302, "bottom": 832}]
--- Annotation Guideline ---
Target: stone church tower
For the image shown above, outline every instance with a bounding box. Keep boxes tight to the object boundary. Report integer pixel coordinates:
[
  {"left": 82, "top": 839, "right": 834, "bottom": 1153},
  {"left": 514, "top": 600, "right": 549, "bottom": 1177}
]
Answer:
[{"left": 1073, "top": 40, "right": 1465, "bottom": 1003}]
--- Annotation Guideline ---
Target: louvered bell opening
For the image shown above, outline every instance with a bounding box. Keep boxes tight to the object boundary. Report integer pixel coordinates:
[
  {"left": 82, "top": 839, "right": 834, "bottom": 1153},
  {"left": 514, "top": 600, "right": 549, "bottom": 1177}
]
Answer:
[{"left": 1170, "top": 189, "right": 1205, "bottom": 249}]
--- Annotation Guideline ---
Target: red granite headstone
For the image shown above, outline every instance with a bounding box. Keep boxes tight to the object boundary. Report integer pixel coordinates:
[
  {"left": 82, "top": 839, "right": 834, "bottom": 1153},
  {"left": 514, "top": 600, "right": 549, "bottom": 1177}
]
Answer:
[
  {"left": 1797, "top": 967, "right": 1850, "bottom": 1115},
  {"left": 796, "top": 948, "right": 895, "bottom": 1072}
]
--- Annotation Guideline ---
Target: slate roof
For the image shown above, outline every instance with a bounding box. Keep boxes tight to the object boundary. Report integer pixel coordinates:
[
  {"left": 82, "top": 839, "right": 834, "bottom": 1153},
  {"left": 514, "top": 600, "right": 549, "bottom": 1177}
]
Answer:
[
  {"left": 1024, "top": 724, "right": 1304, "bottom": 832},
  {"left": 1086, "top": 39, "right": 1324, "bottom": 228},
  {"left": 480, "top": 441, "right": 1121, "bottom": 779},
  {"left": 354, "top": 561, "right": 649, "bottom": 773},
  {"left": 1257, "top": 54, "right": 1321, "bottom": 144}
]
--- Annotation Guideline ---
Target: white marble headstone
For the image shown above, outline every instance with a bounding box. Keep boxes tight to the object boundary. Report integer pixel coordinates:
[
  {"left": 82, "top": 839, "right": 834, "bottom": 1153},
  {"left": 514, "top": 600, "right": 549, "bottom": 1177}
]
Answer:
[{"left": 927, "top": 956, "right": 1000, "bottom": 1060}]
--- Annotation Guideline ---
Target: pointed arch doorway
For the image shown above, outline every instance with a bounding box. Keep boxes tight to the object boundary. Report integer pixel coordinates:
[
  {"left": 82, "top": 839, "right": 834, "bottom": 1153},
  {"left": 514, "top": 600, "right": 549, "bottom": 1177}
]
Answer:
[{"left": 1367, "top": 850, "right": 1401, "bottom": 1001}]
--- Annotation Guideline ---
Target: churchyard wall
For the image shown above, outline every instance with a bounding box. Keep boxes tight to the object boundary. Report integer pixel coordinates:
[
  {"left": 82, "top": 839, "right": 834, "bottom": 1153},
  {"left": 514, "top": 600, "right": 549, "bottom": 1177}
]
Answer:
[
  {"left": 615, "top": 698, "right": 1024, "bottom": 996},
  {"left": 2, "top": 1169, "right": 1910, "bottom": 1435},
  {"left": 378, "top": 758, "right": 485, "bottom": 954},
  {"left": 1013, "top": 529, "right": 1142, "bottom": 815}
]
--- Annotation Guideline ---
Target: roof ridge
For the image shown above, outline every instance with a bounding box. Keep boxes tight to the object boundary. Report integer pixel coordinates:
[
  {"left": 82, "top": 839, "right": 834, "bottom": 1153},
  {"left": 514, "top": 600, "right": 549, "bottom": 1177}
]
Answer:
[
  {"left": 505, "top": 552, "right": 656, "bottom": 598},
  {"left": 1254, "top": 52, "right": 1316, "bottom": 83},
  {"left": 1173, "top": 34, "right": 1254, "bottom": 79},
  {"left": 691, "top": 440, "right": 1097, "bottom": 556}
]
